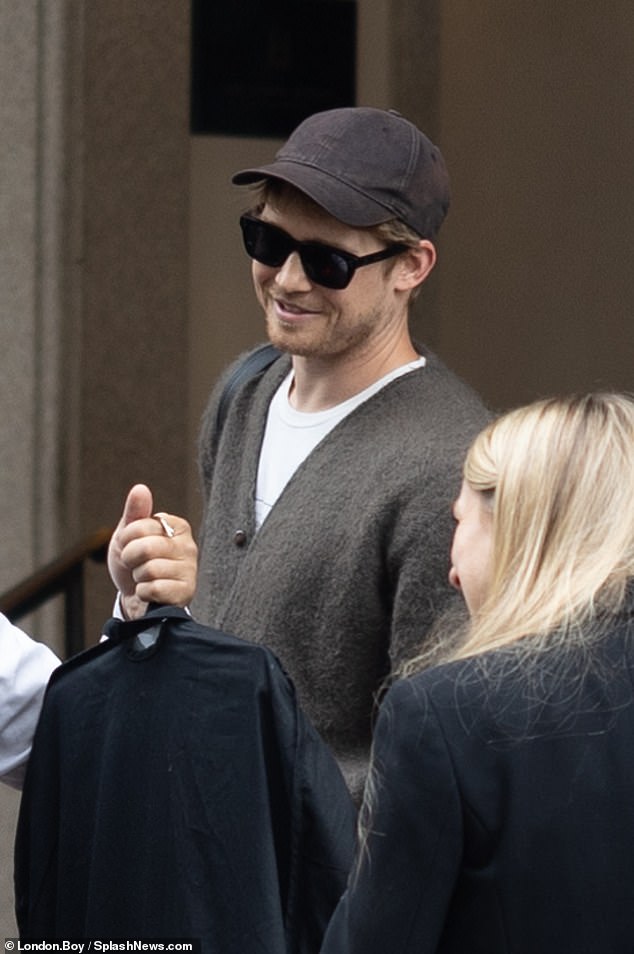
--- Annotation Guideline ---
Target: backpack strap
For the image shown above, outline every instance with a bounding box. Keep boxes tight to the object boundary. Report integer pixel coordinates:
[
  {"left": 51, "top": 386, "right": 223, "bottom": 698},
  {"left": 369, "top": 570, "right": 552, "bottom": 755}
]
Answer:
[{"left": 215, "top": 342, "right": 281, "bottom": 432}]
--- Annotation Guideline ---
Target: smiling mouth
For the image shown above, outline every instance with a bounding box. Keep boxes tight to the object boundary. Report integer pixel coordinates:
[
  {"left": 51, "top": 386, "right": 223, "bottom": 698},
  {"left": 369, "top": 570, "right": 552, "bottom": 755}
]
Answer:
[{"left": 274, "top": 297, "right": 320, "bottom": 321}]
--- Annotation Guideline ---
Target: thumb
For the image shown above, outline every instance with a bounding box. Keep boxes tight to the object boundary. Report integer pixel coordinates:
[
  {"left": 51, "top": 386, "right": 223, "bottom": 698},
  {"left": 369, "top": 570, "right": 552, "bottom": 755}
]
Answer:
[
  {"left": 119, "top": 483, "right": 154, "bottom": 527},
  {"left": 108, "top": 484, "right": 154, "bottom": 596}
]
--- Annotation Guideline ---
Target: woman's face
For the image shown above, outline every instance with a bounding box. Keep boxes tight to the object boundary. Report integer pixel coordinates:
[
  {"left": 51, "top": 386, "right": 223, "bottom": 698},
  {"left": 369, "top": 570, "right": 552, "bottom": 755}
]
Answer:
[{"left": 449, "top": 480, "right": 494, "bottom": 615}]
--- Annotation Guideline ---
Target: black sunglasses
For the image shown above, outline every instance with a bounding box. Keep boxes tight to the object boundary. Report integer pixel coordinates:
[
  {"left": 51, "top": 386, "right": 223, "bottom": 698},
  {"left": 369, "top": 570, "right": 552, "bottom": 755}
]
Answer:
[{"left": 239, "top": 213, "right": 407, "bottom": 290}]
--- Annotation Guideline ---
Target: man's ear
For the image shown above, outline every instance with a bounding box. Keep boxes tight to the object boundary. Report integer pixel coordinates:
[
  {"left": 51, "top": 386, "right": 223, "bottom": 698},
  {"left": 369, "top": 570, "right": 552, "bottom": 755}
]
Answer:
[{"left": 393, "top": 240, "right": 437, "bottom": 291}]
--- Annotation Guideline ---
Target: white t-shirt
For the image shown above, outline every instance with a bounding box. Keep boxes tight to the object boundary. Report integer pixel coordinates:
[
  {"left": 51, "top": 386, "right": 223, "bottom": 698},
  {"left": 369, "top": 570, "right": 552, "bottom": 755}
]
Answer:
[
  {"left": 255, "top": 356, "right": 426, "bottom": 529},
  {"left": 0, "top": 613, "right": 59, "bottom": 789}
]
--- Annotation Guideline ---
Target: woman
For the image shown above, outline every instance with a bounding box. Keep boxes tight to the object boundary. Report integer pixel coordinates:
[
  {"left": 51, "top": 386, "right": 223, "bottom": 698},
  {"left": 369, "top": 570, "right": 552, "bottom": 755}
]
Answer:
[{"left": 321, "top": 392, "right": 634, "bottom": 953}]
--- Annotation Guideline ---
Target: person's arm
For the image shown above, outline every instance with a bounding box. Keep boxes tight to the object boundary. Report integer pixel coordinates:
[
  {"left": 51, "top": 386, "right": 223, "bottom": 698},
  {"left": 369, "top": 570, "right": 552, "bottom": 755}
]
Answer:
[
  {"left": 320, "top": 678, "right": 462, "bottom": 954},
  {"left": 0, "top": 614, "right": 59, "bottom": 789},
  {"left": 107, "top": 484, "right": 198, "bottom": 620}
]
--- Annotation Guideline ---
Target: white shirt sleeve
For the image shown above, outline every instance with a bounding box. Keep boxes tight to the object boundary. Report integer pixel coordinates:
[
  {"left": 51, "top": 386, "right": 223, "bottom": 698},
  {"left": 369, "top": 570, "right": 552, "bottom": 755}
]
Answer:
[{"left": 0, "top": 613, "right": 60, "bottom": 789}]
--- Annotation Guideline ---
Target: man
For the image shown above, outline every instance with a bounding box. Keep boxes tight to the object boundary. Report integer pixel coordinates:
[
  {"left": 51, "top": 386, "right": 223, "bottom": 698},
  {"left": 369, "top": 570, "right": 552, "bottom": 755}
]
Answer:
[
  {"left": 1, "top": 483, "right": 197, "bottom": 788},
  {"left": 193, "top": 107, "right": 490, "bottom": 798}
]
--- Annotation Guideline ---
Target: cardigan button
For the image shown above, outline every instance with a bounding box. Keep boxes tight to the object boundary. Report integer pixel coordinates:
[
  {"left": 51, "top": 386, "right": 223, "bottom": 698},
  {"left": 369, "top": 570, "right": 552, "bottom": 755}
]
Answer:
[{"left": 233, "top": 529, "right": 248, "bottom": 547}]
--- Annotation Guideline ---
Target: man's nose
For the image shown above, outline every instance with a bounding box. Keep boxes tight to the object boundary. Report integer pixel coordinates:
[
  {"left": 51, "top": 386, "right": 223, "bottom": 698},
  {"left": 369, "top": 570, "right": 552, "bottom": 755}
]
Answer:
[{"left": 274, "top": 251, "right": 312, "bottom": 290}]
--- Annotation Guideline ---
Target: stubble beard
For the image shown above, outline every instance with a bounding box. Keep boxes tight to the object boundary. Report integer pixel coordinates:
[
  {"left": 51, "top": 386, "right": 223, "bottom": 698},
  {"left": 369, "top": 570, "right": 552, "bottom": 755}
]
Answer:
[{"left": 263, "top": 300, "right": 392, "bottom": 362}]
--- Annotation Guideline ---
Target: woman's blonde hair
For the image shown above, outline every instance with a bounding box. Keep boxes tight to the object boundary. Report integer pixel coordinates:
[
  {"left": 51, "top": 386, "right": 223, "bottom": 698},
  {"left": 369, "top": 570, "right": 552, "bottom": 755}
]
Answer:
[{"left": 450, "top": 392, "right": 634, "bottom": 662}]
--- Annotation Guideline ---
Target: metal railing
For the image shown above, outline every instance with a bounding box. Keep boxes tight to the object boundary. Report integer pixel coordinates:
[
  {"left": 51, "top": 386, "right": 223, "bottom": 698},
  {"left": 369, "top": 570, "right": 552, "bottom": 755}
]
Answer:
[{"left": 0, "top": 527, "right": 113, "bottom": 658}]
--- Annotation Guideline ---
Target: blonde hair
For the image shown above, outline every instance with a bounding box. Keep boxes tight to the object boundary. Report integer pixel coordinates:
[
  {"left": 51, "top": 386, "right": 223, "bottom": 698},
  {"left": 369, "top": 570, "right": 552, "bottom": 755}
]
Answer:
[{"left": 449, "top": 392, "right": 634, "bottom": 662}]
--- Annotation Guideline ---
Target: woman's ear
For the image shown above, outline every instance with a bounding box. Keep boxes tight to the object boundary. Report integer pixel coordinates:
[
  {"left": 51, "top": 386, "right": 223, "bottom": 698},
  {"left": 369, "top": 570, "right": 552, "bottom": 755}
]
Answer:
[{"left": 394, "top": 240, "right": 437, "bottom": 291}]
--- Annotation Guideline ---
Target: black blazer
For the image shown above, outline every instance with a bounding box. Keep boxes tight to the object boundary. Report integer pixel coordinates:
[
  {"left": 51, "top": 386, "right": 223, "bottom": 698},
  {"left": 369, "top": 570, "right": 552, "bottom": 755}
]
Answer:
[
  {"left": 15, "top": 607, "right": 356, "bottom": 952},
  {"left": 321, "top": 610, "right": 634, "bottom": 954}
]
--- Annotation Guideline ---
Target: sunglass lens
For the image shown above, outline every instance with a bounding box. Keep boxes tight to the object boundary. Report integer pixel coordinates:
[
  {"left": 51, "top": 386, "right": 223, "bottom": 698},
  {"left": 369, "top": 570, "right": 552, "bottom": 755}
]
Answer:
[
  {"left": 241, "top": 218, "right": 291, "bottom": 268},
  {"left": 302, "top": 246, "right": 351, "bottom": 289}
]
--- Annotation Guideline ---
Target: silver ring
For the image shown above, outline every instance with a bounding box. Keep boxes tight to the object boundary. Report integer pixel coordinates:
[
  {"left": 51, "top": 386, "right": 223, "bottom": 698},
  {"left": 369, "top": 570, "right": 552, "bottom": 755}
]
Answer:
[{"left": 155, "top": 513, "right": 176, "bottom": 538}]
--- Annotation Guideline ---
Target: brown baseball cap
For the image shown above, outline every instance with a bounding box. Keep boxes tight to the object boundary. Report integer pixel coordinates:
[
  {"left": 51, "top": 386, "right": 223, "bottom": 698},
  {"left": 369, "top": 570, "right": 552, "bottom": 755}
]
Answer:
[{"left": 232, "top": 107, "right": 450, "bottom": 240}]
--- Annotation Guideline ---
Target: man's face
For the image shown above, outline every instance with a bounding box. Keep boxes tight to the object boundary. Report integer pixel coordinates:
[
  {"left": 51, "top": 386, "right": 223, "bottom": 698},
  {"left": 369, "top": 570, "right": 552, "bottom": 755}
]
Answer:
[{"left": 250, "top": 190, "right": 407, "bottom": 361}]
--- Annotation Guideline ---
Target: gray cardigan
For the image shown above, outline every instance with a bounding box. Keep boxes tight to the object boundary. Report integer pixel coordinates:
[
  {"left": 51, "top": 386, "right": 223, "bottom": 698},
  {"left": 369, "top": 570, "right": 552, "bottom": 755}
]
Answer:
[{"left": 194, "top": 346, "right": 490, "bottom": 797}]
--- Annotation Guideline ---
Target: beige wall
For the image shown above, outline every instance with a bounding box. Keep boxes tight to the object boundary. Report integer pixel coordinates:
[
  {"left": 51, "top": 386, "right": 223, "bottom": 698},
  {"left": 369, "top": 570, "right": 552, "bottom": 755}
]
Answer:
[
  {"left": 78, "top": 0, "right": 191, "bottom": 629},
  {"left": 0, "top": 0, "right": 191, "bottom": 934},
  {"left": 0, "top": 2, "right": 72, "bottom": 929},
  {"left": 437, "top": 1, "right": 634, "bottom": 410}
]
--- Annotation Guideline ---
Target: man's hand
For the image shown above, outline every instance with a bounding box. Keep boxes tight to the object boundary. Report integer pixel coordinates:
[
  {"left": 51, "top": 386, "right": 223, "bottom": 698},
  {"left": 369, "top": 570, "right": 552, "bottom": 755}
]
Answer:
[{"left": 107, "top": 484, "right": 198, "bottom": 620}]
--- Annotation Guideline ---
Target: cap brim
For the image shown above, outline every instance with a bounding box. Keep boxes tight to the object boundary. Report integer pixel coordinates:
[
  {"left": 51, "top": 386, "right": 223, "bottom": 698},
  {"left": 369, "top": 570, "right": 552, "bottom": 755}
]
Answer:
[{"left": 232, "top": 160, "right": 395, "bottom": 228}]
